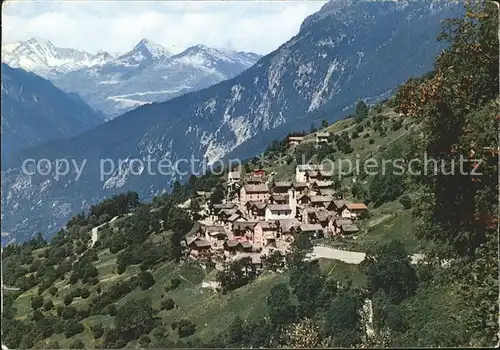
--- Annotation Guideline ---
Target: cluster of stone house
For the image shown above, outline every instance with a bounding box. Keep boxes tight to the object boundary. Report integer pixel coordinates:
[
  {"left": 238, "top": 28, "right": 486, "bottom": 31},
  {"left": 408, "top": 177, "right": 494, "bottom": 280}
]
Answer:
[{"left": 182, "top": 165, "right": 368, "bottom": 262}]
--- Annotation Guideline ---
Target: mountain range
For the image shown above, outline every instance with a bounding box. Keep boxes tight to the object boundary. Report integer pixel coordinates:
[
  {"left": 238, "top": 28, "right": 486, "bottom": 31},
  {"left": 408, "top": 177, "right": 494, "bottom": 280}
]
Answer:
[
  {"left": 1, "top": 0, "right": 464, "bottom": 242},
  {"left": 1, "top": 63, "right": 103, "bottom": 162},
  {"left": 2, "top": 38, "right": 115, "bottom": 79},
  {"left": 2, "top": 38, "right": 261, "bottom": 116}
]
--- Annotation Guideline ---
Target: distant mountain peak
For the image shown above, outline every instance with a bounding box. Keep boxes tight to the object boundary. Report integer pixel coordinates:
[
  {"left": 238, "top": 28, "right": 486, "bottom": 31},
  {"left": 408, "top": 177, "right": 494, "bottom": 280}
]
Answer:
[
  {"left": 2, "top": 38, "right": 114, "bottom": 78},
  {"left": 173, "top": 44, "right": 261, "bottom": 68},
  {"left": 131, "top": 38, "right": 173, "bottom": 60},
  {"left": 25, "top": 37, "right": 54, "bottom": 46}
]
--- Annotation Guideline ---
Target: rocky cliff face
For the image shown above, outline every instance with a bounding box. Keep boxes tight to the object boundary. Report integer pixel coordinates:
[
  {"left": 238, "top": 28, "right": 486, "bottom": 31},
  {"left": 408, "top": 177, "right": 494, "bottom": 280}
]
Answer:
[{"left": 1, "top": 0, "right": 463, "bottom": 242}]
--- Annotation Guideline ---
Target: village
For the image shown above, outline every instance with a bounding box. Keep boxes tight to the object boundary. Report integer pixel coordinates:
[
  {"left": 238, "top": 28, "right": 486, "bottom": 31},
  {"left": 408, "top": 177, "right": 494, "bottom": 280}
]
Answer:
[{"left": 181, "top": 132, "right": 369, "bottom": 271}]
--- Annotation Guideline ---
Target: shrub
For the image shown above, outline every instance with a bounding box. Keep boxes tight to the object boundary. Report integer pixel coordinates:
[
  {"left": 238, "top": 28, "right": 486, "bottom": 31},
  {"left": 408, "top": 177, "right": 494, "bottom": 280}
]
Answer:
[
  {"left": 392, "top": 120, "right": 403, "bottom": 131},
  {"left": 64, "top": 320, "right": 84, "bottom": 338},
  {"left": 92, "top": 323, "right": 104, "bottom": 339},
  {"left": 29, "top": 259, "right": 42, "bottom": 273},
  {"left": 177, "top": 319, "right": 196, "bottom": 338},
  {"left": 170, "top": 278, "right": 181, "bottom": 290},
  {"left": 35, "top": 317, "right": 58, "bottom": 338},
  {"left": 117, "top": 264, "right": 126, "bottom": 275},
  {"left": 32, "top": 310, "right": 45, "bottom": 322},
  {"left": 399, "top": 195, "right": 413, "bottom": 209},
  {"left": 80, "top": 288, "right": 90, "bottom": 299},
  {"left": 77, "top": 308, "right": 90, "bottom": 320},
  {"left": 63, "top": 294, "right": 74, "bottom": 306},
  {"left": 69, "top": 339, "right": 85, "bottom": 349},
  {"left": 138, "top": 271, "right": 155, "bottom": 290},
  {"left": 107, "top": 304, "right": 118, "bottom": 316},
  {"left": 161, "top": 298, "right": 175, "bottom": 311},
  {"left": 43, "top": 300, "right": 54, "bottom": 311},
  {"left": 138, "top": 335, "right": 151, "bottom": 347},
  {"left": 56, "top": 305, "right": 65, "bottom": 317},
  {"left": 45, "top": 341, "right": 60, "bottom": 349},
  {"left": 61, "top": 306, "right": 78, "bottom": 320},
  {"left": 69, "top": 273, "right": 79, "bottom": 285},
  {"left": 49, "top": 286, "right": 58, "bottom": 296},
  {"left": 114, "top": 297, "right": 158, "bottom": 341},
  {"left": 71, "top": 287, "right": 82, "bottom": 298},
  {"left": 31, "top": 295, "right": 44, "bottom": 310}
]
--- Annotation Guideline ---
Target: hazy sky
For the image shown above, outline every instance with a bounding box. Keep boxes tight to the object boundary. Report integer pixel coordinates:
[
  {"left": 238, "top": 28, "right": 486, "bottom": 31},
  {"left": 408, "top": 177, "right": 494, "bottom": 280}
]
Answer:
[{"left": 2, "top": 0, "right": 328, "bottom": 55}]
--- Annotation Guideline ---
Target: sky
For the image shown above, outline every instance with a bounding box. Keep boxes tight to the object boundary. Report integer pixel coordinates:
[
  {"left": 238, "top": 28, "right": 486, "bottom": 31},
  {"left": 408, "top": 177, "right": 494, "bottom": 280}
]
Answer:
[{"left": 2, "top": 0, "right": 328, "bottom": 55}]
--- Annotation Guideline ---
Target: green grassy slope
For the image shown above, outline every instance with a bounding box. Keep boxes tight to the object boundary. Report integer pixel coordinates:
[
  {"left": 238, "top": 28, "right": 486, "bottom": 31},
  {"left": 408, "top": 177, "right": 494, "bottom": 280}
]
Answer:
[{"left": 3, "top": 104, "right": 420, "bottom": 349}]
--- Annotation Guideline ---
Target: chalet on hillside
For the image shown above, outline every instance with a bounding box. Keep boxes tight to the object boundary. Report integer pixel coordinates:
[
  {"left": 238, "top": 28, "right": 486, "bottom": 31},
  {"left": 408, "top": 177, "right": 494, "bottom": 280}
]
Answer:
[
  {"left": 327, "top": 200, "right": 346, "bottom": 213},
  {"left": 207, "top": 231, "right": 227, "bottom": 244},
  {"left": 246, "top": 175, "right": 264, "bottom": 184},
  {"left": 295, "top": 164, "right": 324, "bottom": 183},
  {"left": 310, "top": 210, "right": 335, "bottom": 232},
  {"left": 340, "top": 203, "right": 369, "bottom": 219},
  {"left": 288, "top": 136, "right": 304, "bottom": 148},
  {"left": 270, "top": 193, "right": 288, "bottom": 204},
  {"left": 273, "top": 181, "right": 293, "bottom": 193},
  {"left": 185, "top": 236, "right": 212, "bottom": 256},
  {"left": 333, "top": 218, "right": 353, "bottom": 233},
  {"left": 277, "top": 218, "right": 301, "bottom": 237},
  {"left": 228, "top": 170, "right": 241, "bottom": 182},
  {"left": 224, "top": 240, "right": 253, "bottom": 253},
  {"left": 340, "top": 224, "right": 360, "bottom": 235},
  {"left": 293, "top": 223, "right": 324, "bottom": 238},
  {"left": 227, "top": 213, "right": 246, "bottom": 227},
  {"left": 240, "top": 184, "right": 270, "bottom": 204},
  {"left": 265, "top": 204, "right": 294, "bottom": 221},
  {"left": 254, "top": 221, "right": 278, "bottom": 247},
  {"left": 305, "top": 170, "right": 318, "bottom": 183},
  {"left": 196, "top": 224, "right": 226, "bottom": 239},
  {"left": 245, "top": 201, "right": 267, "bottom": 219},
  {"left": 234, "top": 253, "right": 263, "bottom": 270},
  {"left": 312, "top": 180, "right": 334, "bottom": 190},
  {"left": 318, "top": 188, "right": 337, "bottom": 197},
  {"left": 253, "top": 169, "right": 266, "bottom": 177},
  {"left": 218, "top": 208, "right": 239, "bottom": 224},
  {"left": 293, "top": 182, "right": 308, "bottom": 193},
  {"left": 210, "top": 203, "right": 238, "bottom": 222},
  {"left": 301, "top": 207, "right": 317, "bottom": 224},
  {"left": 310, "top": 195, "right": 334, "bottom": 208},
  {"left": 297, "top": 194, "right": 311, "bottom": 206},
  {"left": 233, "top": 220, "right": 258, "bottom": 239},
  {"left": 317, "top": 170, "right": 332, "bottom": 181},
  {"left": 315, "top": 132, "right": 330, "bottom": 144}
]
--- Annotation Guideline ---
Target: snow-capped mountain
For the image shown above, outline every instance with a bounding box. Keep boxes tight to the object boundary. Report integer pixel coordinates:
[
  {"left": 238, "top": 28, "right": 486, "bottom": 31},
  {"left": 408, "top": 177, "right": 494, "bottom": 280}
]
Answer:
[
  {"left": 2, "top": 0, "right": 463, "bottom": 242},
  {"left": 112, "top": 38, "right": 174, "bottom": 67},
  {"left": 51, "top": 40, "right": 261, "bottom": 116},
  {"left": 2, "top": 38, "right": 115, "bottom": 79},
  {"left": 3, "top": 38, "right": 260, "bottom": 116}
]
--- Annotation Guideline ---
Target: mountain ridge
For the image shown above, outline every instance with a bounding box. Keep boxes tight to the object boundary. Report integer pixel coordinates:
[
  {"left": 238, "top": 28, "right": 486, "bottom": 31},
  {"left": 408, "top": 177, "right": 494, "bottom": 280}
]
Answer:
[
  {"left": 1, "top": 63, "right": 104, "bottom": 164},
  {"left": 3, "top": 37, "right": 262, "bottom": 116},
  {"left": 1, "top": 0, "right": 463, "bottom": 242}
]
